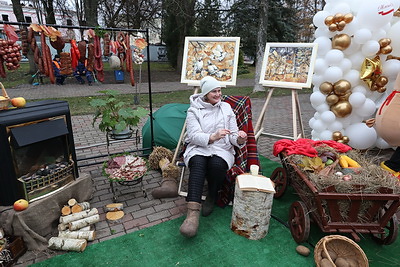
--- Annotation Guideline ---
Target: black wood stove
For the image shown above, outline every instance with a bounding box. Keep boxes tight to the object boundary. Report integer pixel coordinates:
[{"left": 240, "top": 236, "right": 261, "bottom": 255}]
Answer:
[{"left": 0, "top": 100, "right": 78, "bottom": 206}]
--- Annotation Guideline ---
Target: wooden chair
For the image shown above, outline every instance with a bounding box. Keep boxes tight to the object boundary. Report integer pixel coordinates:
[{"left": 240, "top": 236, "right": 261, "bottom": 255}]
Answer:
[{"left": 176, "top": 95, "right": 259, "bottom": 207}]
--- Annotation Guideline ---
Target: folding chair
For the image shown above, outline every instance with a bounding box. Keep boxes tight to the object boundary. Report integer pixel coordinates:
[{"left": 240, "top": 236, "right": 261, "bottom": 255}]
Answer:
[{"left": 176, "top": 95, "right": 259, "bottom": 207}]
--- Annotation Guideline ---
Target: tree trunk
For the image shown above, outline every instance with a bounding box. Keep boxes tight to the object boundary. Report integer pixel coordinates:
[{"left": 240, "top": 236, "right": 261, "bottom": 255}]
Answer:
[
  {"left": 84, "top": 0, "right": 99, "bottom": 27},
  {"left": 41, "top": 0, "right": 57, "bottom": 25},
  {"left": 253, "top": 0, "right": 269, "bottom": 92}
]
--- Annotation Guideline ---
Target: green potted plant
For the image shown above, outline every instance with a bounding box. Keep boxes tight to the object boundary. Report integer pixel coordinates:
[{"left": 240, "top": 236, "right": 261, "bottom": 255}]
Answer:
[{"left": 89, "top": 89, "right": 148, "bottom": 139}]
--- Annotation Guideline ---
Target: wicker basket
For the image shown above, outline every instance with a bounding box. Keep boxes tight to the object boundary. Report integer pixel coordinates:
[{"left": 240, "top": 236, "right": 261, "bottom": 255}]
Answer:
[
  {"left": 314, "top": 235, "right": 369, "bottom": 267},
  {"left": 0, "top": 82, "right": 10, "bottom": 110}
]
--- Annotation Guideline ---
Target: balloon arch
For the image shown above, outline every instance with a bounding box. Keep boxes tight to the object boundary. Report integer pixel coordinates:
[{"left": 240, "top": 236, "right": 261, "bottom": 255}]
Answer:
[{"left": 310, "top": 0, "right": 400, "bottom": 149}]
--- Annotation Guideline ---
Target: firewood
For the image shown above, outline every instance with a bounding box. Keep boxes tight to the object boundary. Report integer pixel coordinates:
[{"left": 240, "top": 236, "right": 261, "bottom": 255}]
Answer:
[
  {"left": 69, "top": 214, "right": 100, "bottom": 231},
  {"left": 60, "top": 208, "right": 98, "bottom": 224},
  {"left": 105, "top": 203, "right": 124, "bottom": 212},
  {"left": 48, "top": 237, "right": 87, "bottom": 252},
  {"left": 58, "top": 223, "right": 68, "bottom": 231},
  {"left": 58, "top": 230, "right": 96, "bottom": 241},
  {"left": 67, "top": 198, "right": 77, "bottom": 207},
  {"left": 61, "top": 205, "right": 71, "bottom": 216},
  {"left": 106, "top": 211, "right": 124, "bottom": 223},
  {"left": 71, "top": 202, "right": 90, "bottom": 213}
]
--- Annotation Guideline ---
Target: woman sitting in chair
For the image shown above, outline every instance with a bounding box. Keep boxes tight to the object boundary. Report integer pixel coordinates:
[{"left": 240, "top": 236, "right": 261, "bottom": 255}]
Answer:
[{"left": 180, "top": 76, "right": 247, "bottom": 238}]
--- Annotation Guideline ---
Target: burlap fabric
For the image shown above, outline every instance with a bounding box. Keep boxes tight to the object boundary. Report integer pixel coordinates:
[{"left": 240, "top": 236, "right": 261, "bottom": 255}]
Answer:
[{"left": 0, "top": 173, "right": 93, "bottom": 251}]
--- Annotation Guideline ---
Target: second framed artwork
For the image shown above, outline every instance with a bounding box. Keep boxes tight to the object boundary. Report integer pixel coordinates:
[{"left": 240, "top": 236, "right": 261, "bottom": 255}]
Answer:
[
  {"left": 259, "top": 42, "right": 318, "bottom": 89},
  {"left": 180, "top": 36, "right": 240, "bottom": 86}
]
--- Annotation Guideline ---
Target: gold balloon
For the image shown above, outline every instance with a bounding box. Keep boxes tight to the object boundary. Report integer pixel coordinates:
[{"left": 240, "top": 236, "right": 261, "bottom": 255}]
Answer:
[
  {"left": 325, "top": 16, "right": 334, "bottom": 26},
  {"left": 378, "top": 38, "right": 391, "bottom": 47},
  {"left": 326, "top": 94, "right": 339, "bottom": 105},
  {"left": 376, "top": 76, "right": 388, "bottom": 87},
  {"left": 332, "top": 34, "right": 351, "bottom": 50},
  {"left": 319, "top": 82, "right": 334, "bottom": 94},
  {"left": 341, "top": 136, "right": 349, "bottom": 144},
  {"left": 332, "top": 131, "right": 343, "bottom": 141},
  {"left": 334, "top": 13, "right": 344, "bottom": 22},
  {"left": 334, "top": 80, "right": 351, "bottom": 96},
  {"left": 337, "top": 21, "right": 346, "bottom": 31},
  {"left": 330, "top": 100, "right": 352, "bottom": 118},
  {"left": 377, "top": 86, "right": 387, "bottom": 93},
  {"left": 339, "top": 91, "right": 352, "bottom": 101},
  {"left": 380, "top": 45, "right": 392, "bottom": 54},
  {"left": 371, "top": 84, "right": 379, "bottom": 91},
  {"left": 337, "top": 139, "right": 344, "bottom": 143},
  {"left": 344, "top": 13, "right": 354, "bottom": 23},
  {"left": 329, "top": 23, "right": 338, "bottom": 32}
]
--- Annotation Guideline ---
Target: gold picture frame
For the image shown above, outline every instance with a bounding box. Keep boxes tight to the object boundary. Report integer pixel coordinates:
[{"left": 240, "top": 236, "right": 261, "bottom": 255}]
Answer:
[
  {"left": 259, "top": 42, "right": 318, "bottom": 89},
  {"left": 180, "top": 36, "right": 241, "bottom": 86}
]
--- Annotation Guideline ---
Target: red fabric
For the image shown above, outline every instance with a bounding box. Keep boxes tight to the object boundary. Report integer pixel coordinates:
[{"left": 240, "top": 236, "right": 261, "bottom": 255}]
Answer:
[
  {"left": 273, "top": 138, "right": 352, "bottom": 157},
  {"left": 70, "top": 40, "right": 80, "bottom": 70}
]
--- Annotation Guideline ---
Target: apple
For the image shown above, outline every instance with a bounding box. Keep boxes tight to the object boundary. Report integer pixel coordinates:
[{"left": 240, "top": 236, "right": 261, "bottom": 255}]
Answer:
[
  {"left": 11, "top": 97, "right": 26, "bottom": 108},
  {"left": 13, "top": 199, "right": 29, "bottom": 211}
]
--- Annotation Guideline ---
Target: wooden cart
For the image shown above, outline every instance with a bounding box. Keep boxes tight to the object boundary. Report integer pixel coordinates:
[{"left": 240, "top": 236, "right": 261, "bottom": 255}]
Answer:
[{"left": 270, "top": 153, "right": 400, "bottom": 245}]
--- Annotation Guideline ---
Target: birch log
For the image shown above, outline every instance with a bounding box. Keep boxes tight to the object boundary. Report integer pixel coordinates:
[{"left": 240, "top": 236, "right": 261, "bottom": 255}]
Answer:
[
  {"left": 48, "top": 237, "right": 87, "bottom": 252},
  {"left": 69, "top": 214, "right": 100, "bottom": 231},
  {"left": 60, "top": 208, "right": 98, "bottom": 224},
  {"left": 58, "top": 223, "right": 68, "bottom": 231},
  {"left": 105, "top": 203, "right": 124, "bottom": 212},
  {"left": 67, "top": 198, "right": 77, "bottom": 207},
  {"left": 61, "top": 205, "right": 71, "bottom": 216},
  {"left": 106, "top": 211, "right": 124, "bottom": 224},
  {"left": 230, "top": 182, "right": 274, "bottom": 240},
  {"left": 58, "top": 230, "right": 96, "bottom": 241},
  {"left": 71, "top": 202, "right": 91, "bottom": 213}
]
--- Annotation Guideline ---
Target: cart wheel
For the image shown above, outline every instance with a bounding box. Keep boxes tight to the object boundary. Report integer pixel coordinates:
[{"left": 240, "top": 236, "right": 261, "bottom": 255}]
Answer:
[
  {"left": 372, "top": 209, "right": 398, "bottom": 245},
  {"left": 288, "top": 201, "right": 310, "bottom": 243},
  {"left": 270, "top": 167, "right": 288, "bottom": 199}
]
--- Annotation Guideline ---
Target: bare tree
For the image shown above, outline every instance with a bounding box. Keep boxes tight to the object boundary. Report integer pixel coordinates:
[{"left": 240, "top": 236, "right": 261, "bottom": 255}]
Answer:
[
  {"left": 253, "top": 0, "right": 268, "bottom": 92},
  {"left": 84, "top": 0, "right": 99, "bottom": 26}
]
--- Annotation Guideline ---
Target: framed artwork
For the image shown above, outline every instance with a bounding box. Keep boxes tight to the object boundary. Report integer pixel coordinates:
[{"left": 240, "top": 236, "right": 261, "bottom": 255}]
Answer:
[
  {"left": 259, "top": 42, "right": 318, "bottom": 89},
  {"left": 180, "top": 36, "right": 241, "bottom": 86}
]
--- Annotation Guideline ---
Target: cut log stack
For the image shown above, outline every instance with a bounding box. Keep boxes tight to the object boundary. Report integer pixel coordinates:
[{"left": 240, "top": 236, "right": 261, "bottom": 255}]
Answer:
[
  {"left": 48, "top": 198, "right": 99, "bottom": 252},
  {"left": 105, "top": 203, "right": 125, "bottom": 224}
]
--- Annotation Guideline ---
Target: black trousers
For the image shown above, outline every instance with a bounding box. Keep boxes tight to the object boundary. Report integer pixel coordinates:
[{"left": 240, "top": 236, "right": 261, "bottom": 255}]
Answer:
[
  {"left": 385, "top": 146, "right": 400, "bottom": 172},
  {"left": 187, "top": 155, "right": 228, "bottom": 203}
]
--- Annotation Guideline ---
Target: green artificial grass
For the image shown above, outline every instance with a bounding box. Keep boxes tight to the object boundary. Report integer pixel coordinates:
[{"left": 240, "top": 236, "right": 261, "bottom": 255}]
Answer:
[{"left": 34, "top": 156, "right": 400, "bottom": 267}]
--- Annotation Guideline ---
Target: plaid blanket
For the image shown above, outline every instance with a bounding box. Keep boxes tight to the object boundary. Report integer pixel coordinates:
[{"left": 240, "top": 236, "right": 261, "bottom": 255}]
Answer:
[{"left": 216, "top": 95, "right": 259, "bottom": 207}]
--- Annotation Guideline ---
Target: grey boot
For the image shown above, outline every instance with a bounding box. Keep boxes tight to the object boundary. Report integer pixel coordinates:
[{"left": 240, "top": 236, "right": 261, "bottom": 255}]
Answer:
[
  {"left": 202, "top": 194, "right": 215, "bottom": 217},
  {"left": 180, "top": 202, "right": 202, "bottom": 238},
  {"left": 152, "top": 178, "right": 178, "bottom": 199}
]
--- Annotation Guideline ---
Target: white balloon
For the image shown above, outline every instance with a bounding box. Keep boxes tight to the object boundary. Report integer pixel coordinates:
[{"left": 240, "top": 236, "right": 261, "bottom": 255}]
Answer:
[
  {"left": 314, "top": 27, "right": 333, "bottom": 39},
  {"left": 392, "top": 0, "right": 400, "bottom": 9},
  {"left": 311, "top": 129, "right": 319, "bottom": 139},
  {"left": 316, "top": 103, "right": 330, "bottom": 113},
  {"left": 348, "top": 0, "right": 364, "bottom": 13},
  {"left": 312, "top": 74, "right": 323, "bottom": 90},
  {"left": 375, "top": 137, "right": 392, "bottom": 149},
  {"left": 353, "top": 28, "right": 372, "bottom": 44},
  {"left": 324, "top": 66, "right": 343, "bottom": 83},
  {"left": 343, "top": 41, "right": 361, "bottom": 56},
  {"left": 337, "top": 116, "right": 352, "bottom": 128},
  {"left": 310, "top": 91, "right": 326, "bottom": 106},
  {"left": 327, "top": 120, "right": 344, "bottom": 132},
  {"left": 348, "top": 52, "right": 365, "bottom": 70},
  {"left": 320, "top": 130, "right": 334, "bottom": 140},
  {"left": 312, "top": 119, "right": 327, "bottom": 132},
  {"left": 357, "top": 0, "right": 395, "bottom": 31},
  {"left": 332, "top": 2, "right": 351, "bottom": 14},
  {"left": 342, "top": 17, "right": 359, "bottom": 36},
  {"left": 354, "top": 98, "right": 377, "bottom": 117},
  {"left": 321, "top": 110, "right": 336, "bottom": 123},
  {"left": 382, "top": 59, "right": 400, "bottom": 79},
  {"left": 340, "top": 58, "right": 352, "bottom": 73},
  {"left": 313, "top": 10, "right": 330, "bottom": 28},
  {"left": 314, "top": 58, "right": 328, "bottom": 75},
  {"left": 361, "top": 40, "right": 380, "bottom": 56},
  {"left": 349, "top": 113, "right": 363, "bottom": 123},
  {"left": 314, "top": 37, "right": 333, "bottom": 56},
  {"left": 343, "top": 69, "right": 361, "bottom": 86},
  {"left": 348, "top": 92, "right": 366, "bottom": 107},
  {"left": 375, "top": 91, "right": 389, "bottom": 108},
  {"left": 325, "top": 49, "right": 345, "bottom": 66},
  {"left": 345, "top": 123, "right": 377, "bottom": 149},
  {"left": 309, "top": 117, "right": 316, "bottom": 129},
  {"left": 372, "top": 28, "right": 387, "bottom": 41},
  {"left": 352, "top": 85, "right": 368, "bottom": 94},
  {"left": 387, "top": 21, "right": 400, "bottom": 57}
]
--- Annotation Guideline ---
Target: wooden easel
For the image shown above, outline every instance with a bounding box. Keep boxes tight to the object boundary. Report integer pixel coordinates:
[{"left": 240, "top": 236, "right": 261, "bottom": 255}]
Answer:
[{"left": 254, "top": 86, "right": 305, "bottom": 141}]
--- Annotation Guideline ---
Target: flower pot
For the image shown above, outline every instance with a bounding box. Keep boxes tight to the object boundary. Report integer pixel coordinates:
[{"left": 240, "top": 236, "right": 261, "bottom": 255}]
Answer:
[{"left": 109, "top": 128, "right": 133, "bottom": 140}]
